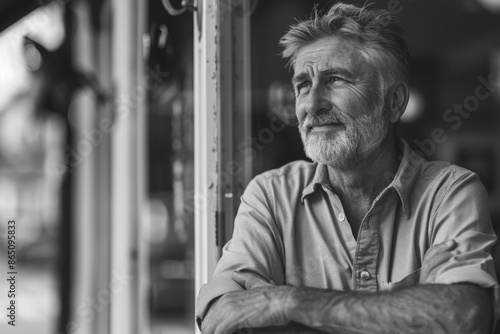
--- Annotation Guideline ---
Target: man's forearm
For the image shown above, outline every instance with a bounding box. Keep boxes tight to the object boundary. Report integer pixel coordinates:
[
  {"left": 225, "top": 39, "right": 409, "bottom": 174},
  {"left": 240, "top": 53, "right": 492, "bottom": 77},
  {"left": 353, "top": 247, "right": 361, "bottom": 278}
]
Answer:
[{"left": 285, "top": 284, "right": 492, "bottom": 334}]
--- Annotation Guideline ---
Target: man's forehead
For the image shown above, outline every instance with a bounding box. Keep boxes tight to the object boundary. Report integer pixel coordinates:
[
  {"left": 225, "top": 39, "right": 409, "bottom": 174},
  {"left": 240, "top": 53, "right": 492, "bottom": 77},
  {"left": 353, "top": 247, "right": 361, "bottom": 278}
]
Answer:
[
  {"left": 294, "top": 60, "right": 349, "bottom": 73},
  {"left": 293, "top": 37, "right": 364, "bottom": 74}
]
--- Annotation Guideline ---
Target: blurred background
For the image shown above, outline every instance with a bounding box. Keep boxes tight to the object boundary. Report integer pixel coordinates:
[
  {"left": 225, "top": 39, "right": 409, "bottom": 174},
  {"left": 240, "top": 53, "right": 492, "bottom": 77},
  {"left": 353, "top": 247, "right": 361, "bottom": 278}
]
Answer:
[{"left": 0, "top": 0, "right": 498, "bottom": 333}]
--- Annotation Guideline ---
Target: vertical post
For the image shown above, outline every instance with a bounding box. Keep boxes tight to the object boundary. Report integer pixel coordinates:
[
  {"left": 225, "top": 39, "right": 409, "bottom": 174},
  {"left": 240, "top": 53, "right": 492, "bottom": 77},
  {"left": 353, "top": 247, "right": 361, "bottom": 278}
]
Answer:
[
  {"left": 59, "top": 121, "right": 73, "bottom": 334},
  {"left": 194, "top": 0, "right": 252, "bottom": 313},
  {"left": 69, "top": 2, "right": 100, "bottom": 334},
  {"left": 59, "top": 5, "right": 75, "bottom": 334},
  {"left": 135, "top": 0, "right": 150, "bottom": 333},
  {"left": 109, "top": 0, "right": 146, "bottom": 333},
  {"left": 94, "top": 1, "right": 113, "bottom": 333},
  {"left": 194, "top": 0, "right": 220, "bottom": 305}
]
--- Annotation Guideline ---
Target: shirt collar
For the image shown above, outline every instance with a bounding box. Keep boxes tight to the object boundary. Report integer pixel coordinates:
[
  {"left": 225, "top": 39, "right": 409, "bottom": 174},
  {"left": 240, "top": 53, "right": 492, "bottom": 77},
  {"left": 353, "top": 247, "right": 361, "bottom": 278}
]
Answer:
[
  {"left": 300, "top": 137, "right": 422, "bottom": 219},
  {"left": 389, "top": 137, "right": 423, "bottom": 219},
  {"left": 301, "top": 163, "right": 330, "bottom": 201}
]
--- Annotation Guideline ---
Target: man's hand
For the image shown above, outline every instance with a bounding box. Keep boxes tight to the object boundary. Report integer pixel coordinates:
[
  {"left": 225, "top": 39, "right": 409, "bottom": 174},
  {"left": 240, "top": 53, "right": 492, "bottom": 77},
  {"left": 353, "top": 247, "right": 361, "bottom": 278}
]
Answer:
[
  {"left": 201, "top": 272, "right": 292, "bottom": 334},
  {"left": 420, "top": 239, "right": 457, "bottom": 284}
]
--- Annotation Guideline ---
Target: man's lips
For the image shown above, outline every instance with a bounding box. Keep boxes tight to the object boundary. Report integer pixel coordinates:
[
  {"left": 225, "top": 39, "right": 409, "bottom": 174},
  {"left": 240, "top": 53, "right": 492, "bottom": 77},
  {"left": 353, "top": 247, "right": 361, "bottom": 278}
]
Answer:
[{"left": 308, "top": 123, "right": 344, "bottom": 132}]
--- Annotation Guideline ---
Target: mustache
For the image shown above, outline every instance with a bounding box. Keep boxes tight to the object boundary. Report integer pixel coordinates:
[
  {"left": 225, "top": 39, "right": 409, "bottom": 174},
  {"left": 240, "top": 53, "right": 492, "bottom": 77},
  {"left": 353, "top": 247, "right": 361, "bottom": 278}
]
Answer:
[{"left": 300, "top": 115, "right": 347, "bottom": 129}]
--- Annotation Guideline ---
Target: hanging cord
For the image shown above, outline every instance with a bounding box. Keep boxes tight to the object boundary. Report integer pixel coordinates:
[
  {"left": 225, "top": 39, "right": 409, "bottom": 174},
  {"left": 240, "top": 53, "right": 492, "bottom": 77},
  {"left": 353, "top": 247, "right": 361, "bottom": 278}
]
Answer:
[{"left": 161, "top": 0, "right": 197, "bottom": 16}]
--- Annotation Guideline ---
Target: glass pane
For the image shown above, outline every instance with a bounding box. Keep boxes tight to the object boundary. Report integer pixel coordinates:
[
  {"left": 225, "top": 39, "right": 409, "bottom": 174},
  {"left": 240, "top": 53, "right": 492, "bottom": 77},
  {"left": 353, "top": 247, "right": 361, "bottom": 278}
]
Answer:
[
  {"left": 146, "top": 1, "right": 195, "bottom": 332},
  {"left": 250, "top": 1, "right": 313, "bottom": 176}
]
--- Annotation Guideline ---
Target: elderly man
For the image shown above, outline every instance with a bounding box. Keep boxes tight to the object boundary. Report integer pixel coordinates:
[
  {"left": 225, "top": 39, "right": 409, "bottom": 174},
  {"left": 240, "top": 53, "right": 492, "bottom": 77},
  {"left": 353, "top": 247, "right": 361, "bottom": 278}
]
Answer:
[{"left": 196, "top": 3, "right": 499, "bottom": 333}]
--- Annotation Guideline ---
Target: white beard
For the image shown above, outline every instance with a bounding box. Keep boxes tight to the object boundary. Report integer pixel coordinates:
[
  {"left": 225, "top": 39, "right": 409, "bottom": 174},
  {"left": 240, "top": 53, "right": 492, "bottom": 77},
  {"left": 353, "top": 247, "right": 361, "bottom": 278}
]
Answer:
[{"left": 298, "top": 107, "right": 389, "bottom": 169}]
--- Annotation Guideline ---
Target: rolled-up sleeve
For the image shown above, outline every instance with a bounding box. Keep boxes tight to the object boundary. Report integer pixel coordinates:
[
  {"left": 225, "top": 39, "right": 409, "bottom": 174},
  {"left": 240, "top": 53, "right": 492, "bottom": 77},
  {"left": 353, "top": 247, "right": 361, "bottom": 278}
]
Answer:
[
  {"left": 195, "top": 175, "right": 285, "bottom": 325},
  {"left": 429, "top": 172, "right": 499, "bottom": 319}
]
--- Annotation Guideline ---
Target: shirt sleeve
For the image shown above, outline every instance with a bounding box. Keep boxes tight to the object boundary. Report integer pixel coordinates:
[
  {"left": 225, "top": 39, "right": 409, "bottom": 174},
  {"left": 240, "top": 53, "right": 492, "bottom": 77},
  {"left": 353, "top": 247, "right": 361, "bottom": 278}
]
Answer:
[
  {"left": 195, "top": 175, "right": 286, "bottom": 325},
  {"left": 429, "top": 171, "right": 499, "bottom": 323}
]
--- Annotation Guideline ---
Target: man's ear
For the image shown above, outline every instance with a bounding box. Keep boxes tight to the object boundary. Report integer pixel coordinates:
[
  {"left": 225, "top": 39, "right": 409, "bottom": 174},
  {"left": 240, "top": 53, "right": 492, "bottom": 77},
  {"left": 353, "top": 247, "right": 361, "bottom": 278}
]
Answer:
[{"left": 387, "top": 82, "right": 409, "bottom": 124}]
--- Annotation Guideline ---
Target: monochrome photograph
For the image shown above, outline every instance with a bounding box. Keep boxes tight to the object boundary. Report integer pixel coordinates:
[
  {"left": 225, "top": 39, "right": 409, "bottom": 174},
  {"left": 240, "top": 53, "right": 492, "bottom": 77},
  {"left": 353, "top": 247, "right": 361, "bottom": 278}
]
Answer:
[{"left": 0, "top": 0, "right": 499, "bottom": 333}]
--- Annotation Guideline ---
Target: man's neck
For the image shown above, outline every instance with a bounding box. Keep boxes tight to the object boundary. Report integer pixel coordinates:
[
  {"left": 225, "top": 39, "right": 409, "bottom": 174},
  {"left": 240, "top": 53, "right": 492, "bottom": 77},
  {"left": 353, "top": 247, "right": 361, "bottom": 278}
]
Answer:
[{"left": 327, "top": 134, "right": 399, "bottom": 204}]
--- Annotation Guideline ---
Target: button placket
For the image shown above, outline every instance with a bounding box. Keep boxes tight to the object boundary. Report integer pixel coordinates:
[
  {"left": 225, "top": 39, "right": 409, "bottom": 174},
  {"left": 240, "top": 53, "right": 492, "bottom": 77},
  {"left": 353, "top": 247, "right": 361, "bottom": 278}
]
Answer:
[{"left": 353, "top": 213, "right": 379, "bottom": 292}]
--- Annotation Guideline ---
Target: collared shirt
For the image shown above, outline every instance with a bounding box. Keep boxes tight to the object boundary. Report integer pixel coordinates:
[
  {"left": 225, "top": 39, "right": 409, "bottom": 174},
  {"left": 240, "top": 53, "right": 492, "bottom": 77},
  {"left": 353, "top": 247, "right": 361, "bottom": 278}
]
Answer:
[{"left": 196, "top": 138, "right": 499, "bottom": 325}]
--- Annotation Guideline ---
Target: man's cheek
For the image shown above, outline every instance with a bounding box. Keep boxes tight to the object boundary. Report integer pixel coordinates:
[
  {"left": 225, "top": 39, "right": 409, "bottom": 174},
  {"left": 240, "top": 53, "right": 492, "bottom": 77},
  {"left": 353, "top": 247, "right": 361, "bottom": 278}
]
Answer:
[{"left": 347, "top": 84, "right": 380, "bottom": 108}]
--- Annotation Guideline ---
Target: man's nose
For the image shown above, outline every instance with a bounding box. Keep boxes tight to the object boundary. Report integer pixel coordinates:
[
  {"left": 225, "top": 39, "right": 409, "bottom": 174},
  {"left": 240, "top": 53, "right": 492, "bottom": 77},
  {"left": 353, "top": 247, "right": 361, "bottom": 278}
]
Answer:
[{"left": 304, "top": 86, "right": 332, "bottom": 115}]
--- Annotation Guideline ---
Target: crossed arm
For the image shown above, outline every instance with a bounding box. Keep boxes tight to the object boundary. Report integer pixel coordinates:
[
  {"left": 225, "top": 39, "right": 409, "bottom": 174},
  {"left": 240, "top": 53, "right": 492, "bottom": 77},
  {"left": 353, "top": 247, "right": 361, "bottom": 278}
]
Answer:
[
  {"left": 283, "top": 283, "right": 490, "bottom": 334},
  {"left": 200, "top": 241, "right": 494, "bottom": 334}
]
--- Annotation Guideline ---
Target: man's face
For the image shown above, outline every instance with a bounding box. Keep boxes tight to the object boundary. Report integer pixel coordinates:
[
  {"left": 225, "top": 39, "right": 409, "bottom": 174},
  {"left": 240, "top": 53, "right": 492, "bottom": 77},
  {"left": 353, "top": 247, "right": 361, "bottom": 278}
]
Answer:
[{"left": 293, "top": 36, "right": 390, "bottom": 169}]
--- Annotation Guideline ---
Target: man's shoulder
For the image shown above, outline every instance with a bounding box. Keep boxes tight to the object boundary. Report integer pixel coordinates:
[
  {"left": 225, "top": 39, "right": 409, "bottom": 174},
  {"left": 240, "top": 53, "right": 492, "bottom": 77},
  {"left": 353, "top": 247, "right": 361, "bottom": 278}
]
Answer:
[
  {"left": 412, "top": 159, "right": 483, "bottom": 206},
  {"left": 399, "top": 138, "right": 479, "bottom": 188},
  {"left": 418, "top": 159, "right": 477, "bottom": 184},
  {"left": 244, "top": 160, "right": 317, "bottom": 207}
]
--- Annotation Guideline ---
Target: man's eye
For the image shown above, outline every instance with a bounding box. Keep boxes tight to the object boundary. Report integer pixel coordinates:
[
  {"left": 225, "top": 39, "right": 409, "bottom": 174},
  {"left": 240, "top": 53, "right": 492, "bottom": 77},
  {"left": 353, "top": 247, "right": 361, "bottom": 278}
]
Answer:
[
  {"left": 297, "top": 82, "right": 311, "bottom": 92},
  {"left": 328, "top": 76, "right": 342, "bottom": 84}
]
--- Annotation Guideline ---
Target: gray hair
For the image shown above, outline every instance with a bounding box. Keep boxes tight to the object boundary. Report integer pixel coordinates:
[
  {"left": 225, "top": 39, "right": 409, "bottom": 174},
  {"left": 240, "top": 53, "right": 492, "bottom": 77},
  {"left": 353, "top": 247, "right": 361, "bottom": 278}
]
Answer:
[{"left": 279, "top": 2, "right": 410, "bottom": 91}]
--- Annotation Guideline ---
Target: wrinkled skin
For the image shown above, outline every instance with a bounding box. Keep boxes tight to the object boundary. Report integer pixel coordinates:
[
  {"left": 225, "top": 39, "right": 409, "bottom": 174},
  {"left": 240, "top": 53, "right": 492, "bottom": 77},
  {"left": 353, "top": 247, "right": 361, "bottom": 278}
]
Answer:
[
  {"left": 293, "top": 36, "right": 390, "bottom": 169},
  {"left": 200, "top": 240, "right": 457, "bottom": 334}
]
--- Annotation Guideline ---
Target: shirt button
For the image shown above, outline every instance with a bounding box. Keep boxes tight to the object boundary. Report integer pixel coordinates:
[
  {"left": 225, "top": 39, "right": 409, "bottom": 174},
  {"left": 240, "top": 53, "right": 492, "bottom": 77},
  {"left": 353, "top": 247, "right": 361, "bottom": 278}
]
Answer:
[
  {"left": 338, "top": 213, "right": 345, "bottom": 221},
  {"left": 360, "top": 271, "right": 370, "bottom": 280}
]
